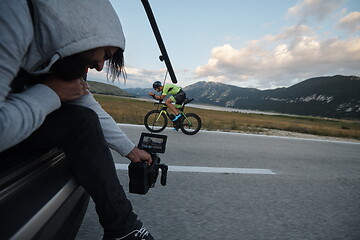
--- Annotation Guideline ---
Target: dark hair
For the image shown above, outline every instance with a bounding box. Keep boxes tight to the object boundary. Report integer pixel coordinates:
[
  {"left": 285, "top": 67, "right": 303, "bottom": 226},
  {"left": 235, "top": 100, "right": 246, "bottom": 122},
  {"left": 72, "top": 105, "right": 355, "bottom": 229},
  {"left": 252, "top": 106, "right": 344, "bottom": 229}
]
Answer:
[
  {"left": 48, "top": 52, "right": 89, "bottom": 81},
  {"left": 107, "top": 48, "right": 126, "bottom": 82}
]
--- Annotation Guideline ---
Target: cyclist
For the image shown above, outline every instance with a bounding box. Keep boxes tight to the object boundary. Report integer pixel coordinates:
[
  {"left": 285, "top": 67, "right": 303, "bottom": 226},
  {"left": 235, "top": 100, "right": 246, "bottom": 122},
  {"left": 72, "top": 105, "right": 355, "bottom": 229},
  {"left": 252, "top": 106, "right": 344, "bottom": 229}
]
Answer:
[{"left": 148, "top": 81, "right": 186, "bottom": 121}]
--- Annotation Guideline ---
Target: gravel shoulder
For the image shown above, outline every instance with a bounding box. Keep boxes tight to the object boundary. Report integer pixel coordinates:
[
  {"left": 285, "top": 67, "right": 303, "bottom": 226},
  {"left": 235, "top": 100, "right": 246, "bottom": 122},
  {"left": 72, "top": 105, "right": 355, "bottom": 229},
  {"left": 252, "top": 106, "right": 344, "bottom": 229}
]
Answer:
[{"left": 256, "top": 128, "right": 360, "bottom": 143}]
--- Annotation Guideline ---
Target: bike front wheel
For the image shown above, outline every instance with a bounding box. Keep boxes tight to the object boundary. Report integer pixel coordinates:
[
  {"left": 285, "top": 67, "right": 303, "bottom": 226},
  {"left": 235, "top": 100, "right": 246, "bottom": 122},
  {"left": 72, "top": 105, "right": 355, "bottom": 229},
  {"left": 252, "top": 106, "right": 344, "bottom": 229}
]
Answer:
[
  {"left": 144, "top": 110, "right": 168, "bottom": 133},
  {"left": 180, "top": 113, "right": 202, "bottom": 135}
]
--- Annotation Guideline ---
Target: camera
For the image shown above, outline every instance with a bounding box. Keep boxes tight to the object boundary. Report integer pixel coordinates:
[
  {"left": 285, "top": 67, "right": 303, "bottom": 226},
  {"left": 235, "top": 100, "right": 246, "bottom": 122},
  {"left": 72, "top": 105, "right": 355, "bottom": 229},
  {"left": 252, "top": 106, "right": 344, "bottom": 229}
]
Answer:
[{"left": 128, "top": 133, "right": 168, "bottom": 195}]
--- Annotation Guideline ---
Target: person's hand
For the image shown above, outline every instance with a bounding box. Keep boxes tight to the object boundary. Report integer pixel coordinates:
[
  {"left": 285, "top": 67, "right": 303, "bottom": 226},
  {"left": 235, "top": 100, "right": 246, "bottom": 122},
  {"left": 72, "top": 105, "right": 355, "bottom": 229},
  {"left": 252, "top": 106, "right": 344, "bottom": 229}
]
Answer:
[
  {"left": 126, "top": 147, "right": 152, "bottom": 165},
  {"left": 42, "top": 78, "right": 89, "bottom": 102},
  {"left": 148, "top": 92, "right": 156, "bottom": 99}
]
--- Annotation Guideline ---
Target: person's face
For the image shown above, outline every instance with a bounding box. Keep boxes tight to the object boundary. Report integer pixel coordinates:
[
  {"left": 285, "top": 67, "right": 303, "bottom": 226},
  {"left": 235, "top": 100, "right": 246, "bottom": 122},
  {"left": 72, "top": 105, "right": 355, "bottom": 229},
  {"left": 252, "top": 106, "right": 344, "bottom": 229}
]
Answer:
[
  {"left": 81, "top": 46, "right": 118, "bottom": 71},
  {"left": 50, "top": 46, "right": 118, "bottom": 81}
]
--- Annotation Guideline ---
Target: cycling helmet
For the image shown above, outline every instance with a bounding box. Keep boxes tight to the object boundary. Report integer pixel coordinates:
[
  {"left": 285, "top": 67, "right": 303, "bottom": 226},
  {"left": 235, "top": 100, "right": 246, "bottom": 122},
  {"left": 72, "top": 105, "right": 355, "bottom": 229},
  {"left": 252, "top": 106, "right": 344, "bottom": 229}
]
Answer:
[{"left": 153, "top": 81, "right": 162, "bottom": 90}]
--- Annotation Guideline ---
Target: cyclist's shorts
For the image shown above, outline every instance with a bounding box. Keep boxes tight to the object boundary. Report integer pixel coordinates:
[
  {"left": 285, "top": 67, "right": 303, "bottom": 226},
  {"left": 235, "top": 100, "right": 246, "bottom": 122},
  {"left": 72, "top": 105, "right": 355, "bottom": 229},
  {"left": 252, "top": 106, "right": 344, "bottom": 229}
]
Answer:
[{"left": 170, "top": 90, "right": 186, "bottom": 104}]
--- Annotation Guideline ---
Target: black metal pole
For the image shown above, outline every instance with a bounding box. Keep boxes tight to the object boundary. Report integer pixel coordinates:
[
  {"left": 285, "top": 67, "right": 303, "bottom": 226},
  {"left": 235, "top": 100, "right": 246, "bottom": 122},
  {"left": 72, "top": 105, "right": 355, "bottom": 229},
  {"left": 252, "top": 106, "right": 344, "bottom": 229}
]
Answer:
[{"left": 141, "top": 0, "right": 178, "bottom": 84}]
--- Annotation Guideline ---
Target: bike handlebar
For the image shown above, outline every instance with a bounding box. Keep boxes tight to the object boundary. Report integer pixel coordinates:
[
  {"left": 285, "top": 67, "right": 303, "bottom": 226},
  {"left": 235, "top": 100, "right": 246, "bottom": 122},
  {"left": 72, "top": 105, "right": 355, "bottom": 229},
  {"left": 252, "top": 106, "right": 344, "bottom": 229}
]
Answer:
[{"left": 153, "top": 101, "right": 164, "bottom": 105}]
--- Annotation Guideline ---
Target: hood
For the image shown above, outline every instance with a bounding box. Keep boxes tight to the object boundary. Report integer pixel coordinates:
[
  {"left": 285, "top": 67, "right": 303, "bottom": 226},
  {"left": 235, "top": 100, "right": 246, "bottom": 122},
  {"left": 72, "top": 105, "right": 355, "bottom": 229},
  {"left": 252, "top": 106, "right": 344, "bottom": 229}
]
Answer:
[{"left": 23, "top": 0, "right": 125, "bottom": 74}]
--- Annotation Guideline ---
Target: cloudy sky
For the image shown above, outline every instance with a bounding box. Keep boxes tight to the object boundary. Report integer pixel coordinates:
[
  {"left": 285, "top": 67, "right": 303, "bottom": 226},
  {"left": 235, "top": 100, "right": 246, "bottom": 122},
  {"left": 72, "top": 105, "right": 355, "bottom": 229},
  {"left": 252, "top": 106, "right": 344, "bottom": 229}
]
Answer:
[{"left": 88, "top": 0, "right": 360, "bottom": 90}]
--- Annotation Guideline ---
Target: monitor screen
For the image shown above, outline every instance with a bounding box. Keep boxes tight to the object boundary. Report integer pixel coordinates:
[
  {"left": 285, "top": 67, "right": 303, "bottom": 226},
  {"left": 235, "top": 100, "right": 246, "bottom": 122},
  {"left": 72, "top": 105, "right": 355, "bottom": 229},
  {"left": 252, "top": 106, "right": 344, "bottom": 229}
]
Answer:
[{"left": 138, "top": 133, "right": 167, "bottom": 153}]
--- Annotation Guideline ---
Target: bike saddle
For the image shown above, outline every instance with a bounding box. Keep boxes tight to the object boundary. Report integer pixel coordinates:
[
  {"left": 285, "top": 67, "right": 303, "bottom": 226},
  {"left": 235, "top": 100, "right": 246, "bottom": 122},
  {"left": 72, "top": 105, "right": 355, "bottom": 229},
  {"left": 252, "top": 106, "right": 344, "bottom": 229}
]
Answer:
[{"left": 183, "top": 98, "right": 194, "bottom": 105}]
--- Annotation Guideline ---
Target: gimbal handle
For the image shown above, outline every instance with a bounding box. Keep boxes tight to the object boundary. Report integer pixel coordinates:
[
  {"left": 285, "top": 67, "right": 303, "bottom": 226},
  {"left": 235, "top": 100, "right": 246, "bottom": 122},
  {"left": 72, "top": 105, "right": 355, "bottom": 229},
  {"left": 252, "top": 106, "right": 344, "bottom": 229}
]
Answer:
[
  {"left": 158, "top": 164, "right": 168, "bottom": 186},
  {"left": 149, "top": 153, "right": 168, "bottom": 187}
]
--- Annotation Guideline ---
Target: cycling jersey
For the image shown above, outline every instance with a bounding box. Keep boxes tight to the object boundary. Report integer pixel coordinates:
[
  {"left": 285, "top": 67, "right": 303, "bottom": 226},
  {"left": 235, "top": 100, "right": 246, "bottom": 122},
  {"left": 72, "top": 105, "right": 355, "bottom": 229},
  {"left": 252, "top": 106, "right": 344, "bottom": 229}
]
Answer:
[{"left": 161, "top": 84, "right": 182, "bottom": 96}]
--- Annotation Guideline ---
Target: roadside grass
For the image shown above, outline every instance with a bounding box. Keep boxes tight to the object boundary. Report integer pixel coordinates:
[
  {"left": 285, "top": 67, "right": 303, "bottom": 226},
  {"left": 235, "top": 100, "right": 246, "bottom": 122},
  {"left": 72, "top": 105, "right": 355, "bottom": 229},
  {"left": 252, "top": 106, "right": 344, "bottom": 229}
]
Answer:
[{"left": 94, "top": 94, "right": 360, "bottom": 140}]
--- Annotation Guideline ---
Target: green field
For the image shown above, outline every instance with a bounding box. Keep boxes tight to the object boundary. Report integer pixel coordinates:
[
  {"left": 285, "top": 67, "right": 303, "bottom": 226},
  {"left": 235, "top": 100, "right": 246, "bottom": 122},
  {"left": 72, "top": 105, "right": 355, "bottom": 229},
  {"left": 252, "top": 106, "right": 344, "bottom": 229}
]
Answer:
[{"left": 94, "top": 94, "right": 360, "bottom": 140}]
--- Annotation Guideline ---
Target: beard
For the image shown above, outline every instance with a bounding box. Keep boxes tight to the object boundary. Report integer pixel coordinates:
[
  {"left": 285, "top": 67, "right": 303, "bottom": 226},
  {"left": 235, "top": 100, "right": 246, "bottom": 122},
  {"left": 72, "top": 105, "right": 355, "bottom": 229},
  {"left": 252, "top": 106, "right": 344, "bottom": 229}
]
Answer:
[{"left": 50, "top": 52, "right": 90, "bottom": 81}]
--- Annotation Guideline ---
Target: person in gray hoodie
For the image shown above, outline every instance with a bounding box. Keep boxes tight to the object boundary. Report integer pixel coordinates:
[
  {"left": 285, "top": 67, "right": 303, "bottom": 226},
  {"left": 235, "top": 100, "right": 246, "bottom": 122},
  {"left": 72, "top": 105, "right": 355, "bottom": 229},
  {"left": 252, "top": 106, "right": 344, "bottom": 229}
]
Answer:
[{"left": 0, "top": 0, "right": 155, "bottom": 239}]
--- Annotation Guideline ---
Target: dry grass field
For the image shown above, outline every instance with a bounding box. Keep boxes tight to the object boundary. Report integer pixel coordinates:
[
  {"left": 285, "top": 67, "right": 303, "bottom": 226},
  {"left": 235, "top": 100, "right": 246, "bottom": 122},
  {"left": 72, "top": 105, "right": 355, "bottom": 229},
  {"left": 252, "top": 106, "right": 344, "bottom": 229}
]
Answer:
[{"left": 94, "top": 94, "right": 360, "bottom": 141}]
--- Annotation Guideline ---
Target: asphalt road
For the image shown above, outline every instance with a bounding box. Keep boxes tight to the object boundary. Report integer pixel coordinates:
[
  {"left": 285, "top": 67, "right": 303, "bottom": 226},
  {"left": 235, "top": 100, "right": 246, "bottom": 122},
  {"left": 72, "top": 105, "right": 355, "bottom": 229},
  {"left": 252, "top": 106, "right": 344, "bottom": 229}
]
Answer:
[{"left": 76, "top": 124, "right": 360, "bottom": 240}]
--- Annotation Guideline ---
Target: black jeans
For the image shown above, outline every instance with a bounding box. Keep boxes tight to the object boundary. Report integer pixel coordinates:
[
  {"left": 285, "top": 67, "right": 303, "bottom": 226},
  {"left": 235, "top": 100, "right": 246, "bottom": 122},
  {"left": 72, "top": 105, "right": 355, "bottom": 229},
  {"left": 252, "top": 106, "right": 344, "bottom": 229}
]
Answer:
[{"left": 1, "top": 104, "right": 137, "bottom": 236}]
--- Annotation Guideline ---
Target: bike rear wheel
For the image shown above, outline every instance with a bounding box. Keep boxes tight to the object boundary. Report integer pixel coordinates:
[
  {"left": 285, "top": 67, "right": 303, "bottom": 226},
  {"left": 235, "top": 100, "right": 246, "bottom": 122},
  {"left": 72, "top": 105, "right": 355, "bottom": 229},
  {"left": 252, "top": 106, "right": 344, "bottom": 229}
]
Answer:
[
  {"left": 144, "top": 110, "right": 168, "bottom": 132},
  {"left": 180, "top": 113, "right": 201, "bottom": 135}
]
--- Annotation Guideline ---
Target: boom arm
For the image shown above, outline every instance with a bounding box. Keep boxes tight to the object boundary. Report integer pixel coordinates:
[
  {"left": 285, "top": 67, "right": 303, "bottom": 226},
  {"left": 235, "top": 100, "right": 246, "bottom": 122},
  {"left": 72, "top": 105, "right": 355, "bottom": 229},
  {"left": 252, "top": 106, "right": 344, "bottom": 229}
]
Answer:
[{"left": 141, "top": 0, "right": 178, "bottom": 84}]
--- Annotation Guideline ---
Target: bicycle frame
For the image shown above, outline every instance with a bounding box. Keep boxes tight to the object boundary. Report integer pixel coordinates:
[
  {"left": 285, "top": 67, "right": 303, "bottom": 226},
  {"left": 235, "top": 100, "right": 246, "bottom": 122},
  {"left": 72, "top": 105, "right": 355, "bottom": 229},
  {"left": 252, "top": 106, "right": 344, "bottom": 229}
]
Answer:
[
  {"left": 144, "top": 98, "right": 201, "bottom": 135},
  {"left": 156, "top": 104, "right": 189, "bottom": 123}
]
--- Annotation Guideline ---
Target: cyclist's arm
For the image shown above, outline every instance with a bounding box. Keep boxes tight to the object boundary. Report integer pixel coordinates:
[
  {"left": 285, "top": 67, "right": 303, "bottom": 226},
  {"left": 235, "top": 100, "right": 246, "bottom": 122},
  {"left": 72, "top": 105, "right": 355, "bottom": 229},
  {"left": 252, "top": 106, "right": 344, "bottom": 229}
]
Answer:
[
  {"left": 149, "top": 92, "right": 166, "bottom": 100},
  {"left": 158, "top": 94, "right": 166, "bottom": 100}
]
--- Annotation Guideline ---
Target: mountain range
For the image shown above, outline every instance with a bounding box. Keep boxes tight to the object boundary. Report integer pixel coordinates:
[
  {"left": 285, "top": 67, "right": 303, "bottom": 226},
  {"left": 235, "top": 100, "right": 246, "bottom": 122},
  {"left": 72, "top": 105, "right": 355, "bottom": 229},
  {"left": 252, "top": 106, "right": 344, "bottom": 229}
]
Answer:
[
  {"left": 124, "top": 75, "right": 360, "bottom": 119},
  {"left": 184, "top": 75, "right": 360, "bottom": 119},
  {"left": 87, "top": 81, "right": 132, "bottom": 97}
]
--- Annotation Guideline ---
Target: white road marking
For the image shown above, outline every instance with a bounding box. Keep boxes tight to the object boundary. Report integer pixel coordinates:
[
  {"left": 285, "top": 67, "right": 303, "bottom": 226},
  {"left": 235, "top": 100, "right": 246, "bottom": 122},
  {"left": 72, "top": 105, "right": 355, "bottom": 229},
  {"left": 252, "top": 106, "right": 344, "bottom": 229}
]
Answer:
[
  {"left": 117, "top": 123, "right": 360, "bottom": 145},
  {"left": 115, "top": 164, "right": 275, "bottom": 175}
]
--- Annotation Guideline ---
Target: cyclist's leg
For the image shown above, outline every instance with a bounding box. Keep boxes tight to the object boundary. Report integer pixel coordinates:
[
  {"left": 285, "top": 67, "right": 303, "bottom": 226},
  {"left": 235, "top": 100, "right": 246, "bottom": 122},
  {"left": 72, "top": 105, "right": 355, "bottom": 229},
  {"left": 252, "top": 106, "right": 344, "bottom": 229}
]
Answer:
[
  {"left": 167, "top": 91, "right": 186, "bottom": 115},
  {"left": 165, "top": 96, "right": 179, "bottom": 116},
  {"left": 174, "top": 91, "right": 186, "bottom": 106}
]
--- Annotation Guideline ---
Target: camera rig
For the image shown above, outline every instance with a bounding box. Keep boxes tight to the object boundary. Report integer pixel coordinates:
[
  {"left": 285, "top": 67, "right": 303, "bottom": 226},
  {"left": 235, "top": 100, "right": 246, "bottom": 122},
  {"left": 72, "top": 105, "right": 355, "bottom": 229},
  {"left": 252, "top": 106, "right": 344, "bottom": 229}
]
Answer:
[
  {"left": 128, "top": 133, "right": 168, "bottom": 195},
  {"left": 127, "top": 1, "right": 176, "bottom": 194}
]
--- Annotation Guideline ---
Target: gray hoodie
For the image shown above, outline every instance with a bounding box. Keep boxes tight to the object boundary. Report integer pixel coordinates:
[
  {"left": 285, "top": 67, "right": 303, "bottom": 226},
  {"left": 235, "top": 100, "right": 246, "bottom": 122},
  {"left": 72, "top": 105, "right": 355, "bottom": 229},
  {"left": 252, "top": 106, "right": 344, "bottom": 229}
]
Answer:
[{"left": 0, "top": 0, "right": 135, "bottom": 154}]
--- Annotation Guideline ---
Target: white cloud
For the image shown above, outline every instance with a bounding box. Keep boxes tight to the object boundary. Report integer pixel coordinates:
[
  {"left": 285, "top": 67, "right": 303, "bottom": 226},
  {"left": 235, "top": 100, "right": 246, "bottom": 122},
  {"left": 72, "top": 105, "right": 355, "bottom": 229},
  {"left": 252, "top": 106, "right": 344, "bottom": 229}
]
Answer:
[
  {"left": 287, "top": 0, "right": 345, "bottom": 22},
  {"left": 336, "top": 11, "right": 360, "bottom": 33},
  {"left": 91, "top": 1, "right": 359, "bottom": 90},
  {"left": 264, "top": 24, "right": 313, "bottom": 42},
  {"left": 194, "top": 29, "right": 360, "bottom": 89},
  {"left": 193, "top": 0, "right": 360, "bottom": 90}
]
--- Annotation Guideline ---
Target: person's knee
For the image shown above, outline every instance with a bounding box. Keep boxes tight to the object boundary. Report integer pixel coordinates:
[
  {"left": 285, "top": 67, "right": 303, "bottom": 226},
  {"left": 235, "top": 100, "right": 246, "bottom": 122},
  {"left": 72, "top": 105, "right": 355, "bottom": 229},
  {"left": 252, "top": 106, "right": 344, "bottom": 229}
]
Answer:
[
  {"left": 62, "top": 104, "right": 99, "bottom": 127},
  {"left": 165, "top": 98, "right": 172, "bottom": 105},
  {"left": 60, "top": 105, "right": 103, "bottom": 146}
]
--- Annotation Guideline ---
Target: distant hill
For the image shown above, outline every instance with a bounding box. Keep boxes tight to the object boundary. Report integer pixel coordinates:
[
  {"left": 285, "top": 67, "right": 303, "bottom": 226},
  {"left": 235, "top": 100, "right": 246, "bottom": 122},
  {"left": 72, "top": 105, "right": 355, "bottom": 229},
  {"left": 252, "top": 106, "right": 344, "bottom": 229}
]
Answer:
[
  {"left": 124, "top": 87, "right": 153, "bottom": 98},
  {"left": 109, "top": 75, "right": 360, "bottom": 119},
  {"left": 87, "top": 81, "right": 133, "bottom": 97},
  {"left": 183, "top": 75, "right": 360, "bottom": 119}
]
